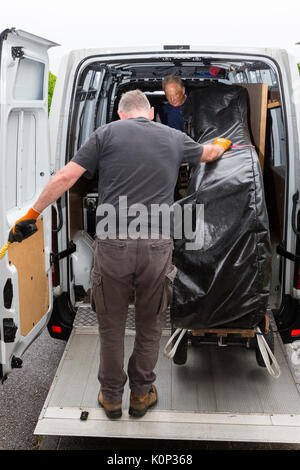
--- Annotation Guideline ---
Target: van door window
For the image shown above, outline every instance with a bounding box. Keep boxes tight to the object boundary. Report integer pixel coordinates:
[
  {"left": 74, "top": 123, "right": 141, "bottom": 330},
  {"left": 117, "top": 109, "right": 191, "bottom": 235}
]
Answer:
[
  {"left": 5, "top": 111, "right": 37, "bottom": 210},
  {"left": 13, "top": 58, "right": 45, "bottom": 100}
]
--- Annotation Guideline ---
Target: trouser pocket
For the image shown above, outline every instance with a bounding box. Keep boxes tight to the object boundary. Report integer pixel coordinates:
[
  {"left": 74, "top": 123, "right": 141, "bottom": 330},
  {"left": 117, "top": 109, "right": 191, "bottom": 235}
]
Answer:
[
  {"left": 158, "top": 264, "right": 178, "bottom": 315},
  {"left": 90, "top": 270, "right": 106, "bottom": 314}
]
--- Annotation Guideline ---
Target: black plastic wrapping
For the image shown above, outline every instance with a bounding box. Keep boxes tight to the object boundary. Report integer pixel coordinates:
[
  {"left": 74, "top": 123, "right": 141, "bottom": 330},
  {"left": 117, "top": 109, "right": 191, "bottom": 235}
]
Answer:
[{"left": 171, "top": 83, "right": 271, "bottom": 329}]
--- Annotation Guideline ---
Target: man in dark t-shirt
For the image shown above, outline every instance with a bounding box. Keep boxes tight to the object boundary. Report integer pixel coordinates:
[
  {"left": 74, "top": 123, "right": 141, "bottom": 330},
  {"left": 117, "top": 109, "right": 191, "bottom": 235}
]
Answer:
[
  {"left": 72, "top": 107, "right": 203, "bottom": 237},
  {"left": 9, "top": 90, "right": 231, "bottom": 421}
]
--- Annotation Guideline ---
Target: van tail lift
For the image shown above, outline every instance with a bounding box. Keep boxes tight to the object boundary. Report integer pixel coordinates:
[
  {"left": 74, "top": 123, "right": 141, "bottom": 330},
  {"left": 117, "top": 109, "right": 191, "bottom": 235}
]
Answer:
[{"left": 50, "top": 240, "right": 76, "bottom": 265}]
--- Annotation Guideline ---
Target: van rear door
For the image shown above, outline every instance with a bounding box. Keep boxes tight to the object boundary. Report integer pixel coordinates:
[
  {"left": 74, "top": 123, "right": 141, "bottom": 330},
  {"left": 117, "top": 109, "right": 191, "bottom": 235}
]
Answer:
[
  {"left": 0, "top": 28, "right": 58, "bottom": 381},
  {"left": 274, "top": 50, "right": 300, "bottom": 343}
]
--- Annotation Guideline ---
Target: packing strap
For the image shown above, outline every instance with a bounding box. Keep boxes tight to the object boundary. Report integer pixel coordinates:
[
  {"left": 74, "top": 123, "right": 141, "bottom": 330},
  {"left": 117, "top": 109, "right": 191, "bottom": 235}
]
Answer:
[
  {"left": 164, "top": 326, "right": 281, "bottom": 379},
  {"left": 0, "top": 242, "right": 11, "bottom": 260},
  {"left": 163, "top": 328, "right": 188, "bottom": 359},
  {"left": 255, "top": 327, "right": 281, "bottom": 378}
]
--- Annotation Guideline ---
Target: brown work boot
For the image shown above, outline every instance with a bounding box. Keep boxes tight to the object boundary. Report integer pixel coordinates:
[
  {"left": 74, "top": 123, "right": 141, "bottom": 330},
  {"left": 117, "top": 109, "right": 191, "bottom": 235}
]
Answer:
[
  {"left": 129, "top": 385, "right": 158, "bottom": 418},
  {"left": 98, "top": 390, "right": 122, "bottom": 419}
]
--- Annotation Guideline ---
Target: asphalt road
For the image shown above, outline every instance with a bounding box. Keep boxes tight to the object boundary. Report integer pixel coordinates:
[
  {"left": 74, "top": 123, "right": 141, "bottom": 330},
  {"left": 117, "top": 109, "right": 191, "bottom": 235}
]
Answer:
[
  {"left": 0, "top": 328, "right": 66, "bottom": 450},
  {"left": 1, "top": 327, "right": 300, "bottom": 452}
]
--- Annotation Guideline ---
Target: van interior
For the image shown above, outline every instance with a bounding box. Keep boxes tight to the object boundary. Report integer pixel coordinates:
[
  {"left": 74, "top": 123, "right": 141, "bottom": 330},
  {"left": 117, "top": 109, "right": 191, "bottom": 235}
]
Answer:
[{"left": 50, "top": 53, "right": 289, "bottom": 343}]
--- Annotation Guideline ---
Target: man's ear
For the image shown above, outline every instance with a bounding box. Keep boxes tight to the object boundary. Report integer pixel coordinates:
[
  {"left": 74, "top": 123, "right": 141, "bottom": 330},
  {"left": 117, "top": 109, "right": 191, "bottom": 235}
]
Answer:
[
  {"left": 118, "top": 110, "right": 127, "bottom": 120},
  {"left": 148, "top": 107, "right": 155, "bottom": 121}
]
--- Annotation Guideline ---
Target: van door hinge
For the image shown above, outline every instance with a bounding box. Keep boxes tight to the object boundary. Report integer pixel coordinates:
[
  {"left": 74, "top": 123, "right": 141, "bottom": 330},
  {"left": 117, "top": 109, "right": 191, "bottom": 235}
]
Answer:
[
  {"left": 11, "top": 46, "right": 24, "bottom": 60},
  {"left": 3, "top": 318, "right": 18, "bottom": 343},
  {"left": 50, "top": 241, "right": 76, "bottom": 265},
  {"left": 75, "top": 87, "right": 97, "bottom": 102}
]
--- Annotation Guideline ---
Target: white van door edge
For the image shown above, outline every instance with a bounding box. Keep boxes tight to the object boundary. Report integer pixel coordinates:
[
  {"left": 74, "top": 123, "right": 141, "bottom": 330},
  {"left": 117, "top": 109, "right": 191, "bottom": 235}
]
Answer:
[{"left": 0, "top": 28, "right": 58, "bottom": 382}]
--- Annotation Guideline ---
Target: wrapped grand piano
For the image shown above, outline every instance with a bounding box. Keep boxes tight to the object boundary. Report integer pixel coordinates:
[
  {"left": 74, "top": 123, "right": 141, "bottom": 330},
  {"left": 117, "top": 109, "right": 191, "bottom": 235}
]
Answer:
[{"left": 171, "top": 83, "right": 272, "bottom": 330}]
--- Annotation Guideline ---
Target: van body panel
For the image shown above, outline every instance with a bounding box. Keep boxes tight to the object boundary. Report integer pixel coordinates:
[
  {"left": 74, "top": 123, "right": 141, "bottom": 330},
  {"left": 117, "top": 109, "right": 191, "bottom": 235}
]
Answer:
[{"left": 0, "top": 28, "right": 56, "bottom": 380}]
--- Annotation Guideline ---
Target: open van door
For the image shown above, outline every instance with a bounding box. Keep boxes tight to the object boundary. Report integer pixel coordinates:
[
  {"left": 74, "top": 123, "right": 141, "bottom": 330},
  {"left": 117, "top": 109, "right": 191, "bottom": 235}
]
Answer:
[
  {"left": 0, "top": 28, "right": 58, "bottom": 381},
  {"left": 273, "top": 50, "right": 300, "bottom": 343}
]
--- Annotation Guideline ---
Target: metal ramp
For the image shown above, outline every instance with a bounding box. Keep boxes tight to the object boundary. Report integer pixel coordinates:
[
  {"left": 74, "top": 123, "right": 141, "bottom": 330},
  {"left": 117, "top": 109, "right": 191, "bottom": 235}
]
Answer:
[{"left": 34, "top": 304, "right": 300, "bottom": 443}]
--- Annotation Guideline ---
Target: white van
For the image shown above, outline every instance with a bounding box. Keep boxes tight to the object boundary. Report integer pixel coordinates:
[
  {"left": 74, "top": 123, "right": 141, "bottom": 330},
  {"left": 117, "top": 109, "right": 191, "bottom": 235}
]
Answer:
[{"left": 1, "top": 27, "right": 300, "bottom": 444}]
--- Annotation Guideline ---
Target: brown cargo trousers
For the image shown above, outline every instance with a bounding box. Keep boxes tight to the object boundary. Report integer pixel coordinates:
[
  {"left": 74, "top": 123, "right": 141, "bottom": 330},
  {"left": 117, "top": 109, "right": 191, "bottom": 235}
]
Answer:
[{"left": 90, "top": 237, "right": 177, "bottom": 403}]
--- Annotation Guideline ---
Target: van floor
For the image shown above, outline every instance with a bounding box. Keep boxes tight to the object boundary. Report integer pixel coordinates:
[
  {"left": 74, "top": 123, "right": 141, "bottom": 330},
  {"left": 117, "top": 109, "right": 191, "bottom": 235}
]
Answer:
[{"left": 34, "top": 304, "right": 300, "bottom": 443}]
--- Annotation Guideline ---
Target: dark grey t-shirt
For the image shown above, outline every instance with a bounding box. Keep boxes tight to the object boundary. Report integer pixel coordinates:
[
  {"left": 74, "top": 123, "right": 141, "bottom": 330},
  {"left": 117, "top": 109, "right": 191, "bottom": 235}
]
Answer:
[{"left": 71, "top": 117, "right": 203, "bottom": 236}]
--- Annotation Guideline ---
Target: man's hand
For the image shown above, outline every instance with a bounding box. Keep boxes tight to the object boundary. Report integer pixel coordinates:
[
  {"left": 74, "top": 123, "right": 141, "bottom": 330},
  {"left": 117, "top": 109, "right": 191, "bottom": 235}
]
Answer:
[
  {"left": 9, "top": 208, "right": 40, "bottom": 243},
  {"left": 213, "top": 138, "right": 232, "bottom": 152},
  {"left": 8, "top": 162, "right": 86, "bottom": 243},
  {"left": 200, "top": 138, "right": 232, "bottom": 163}
]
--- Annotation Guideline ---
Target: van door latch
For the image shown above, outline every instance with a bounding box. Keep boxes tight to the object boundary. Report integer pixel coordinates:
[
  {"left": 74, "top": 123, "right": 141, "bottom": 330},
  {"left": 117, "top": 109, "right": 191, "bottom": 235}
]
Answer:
[
  {"left": 276, "top": 243, "right": 300, "bottom": 263},
  {"left": 50, "top": 241, "right": 76, "bottom": 265}
]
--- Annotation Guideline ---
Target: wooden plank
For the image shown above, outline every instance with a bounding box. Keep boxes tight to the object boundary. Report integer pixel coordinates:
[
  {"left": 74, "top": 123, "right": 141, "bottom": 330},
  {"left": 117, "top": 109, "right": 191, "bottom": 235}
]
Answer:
[
  {"left": 8, "top": 218, "right": 49, "bottom": 337},
  {"left": 192, "top": 329, "right": 256, "bottom": 338},
  {"left": 191, "top": 313, "right": 269, "bottom": 338},
  {"left": 238, "top": 83, "right": 269, "bottom": 173},
  {"left": 69, "top": 188, "right": 83, "bottom": 239},
  {"left": 268, "top": 100, "right": 281, "bottom": 109}
]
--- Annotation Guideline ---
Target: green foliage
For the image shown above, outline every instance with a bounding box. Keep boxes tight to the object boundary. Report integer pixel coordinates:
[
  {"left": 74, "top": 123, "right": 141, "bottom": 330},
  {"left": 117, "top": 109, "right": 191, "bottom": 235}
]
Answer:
[
  {"left": 48, "top": 72, "right": 56, "bottom": 114},
  {"left": 298, "top": 64, "right": 300, "bottom": 74}
]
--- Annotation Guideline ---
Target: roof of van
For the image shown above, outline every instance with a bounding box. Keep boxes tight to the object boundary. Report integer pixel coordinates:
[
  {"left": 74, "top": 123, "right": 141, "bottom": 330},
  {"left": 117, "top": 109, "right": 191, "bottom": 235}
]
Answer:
[{"left": 66, "top": 45, "right": 287, "bottom": 56}]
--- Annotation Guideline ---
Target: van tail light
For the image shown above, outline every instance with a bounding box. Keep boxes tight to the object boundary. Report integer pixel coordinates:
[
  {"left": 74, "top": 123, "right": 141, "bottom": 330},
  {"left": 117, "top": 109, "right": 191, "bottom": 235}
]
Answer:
[
  {"left": 291, "top": 329, "right": 300, "bottom": 337},
  {"left": 51, "top": 325, "right": 62, "bottom": 334}
]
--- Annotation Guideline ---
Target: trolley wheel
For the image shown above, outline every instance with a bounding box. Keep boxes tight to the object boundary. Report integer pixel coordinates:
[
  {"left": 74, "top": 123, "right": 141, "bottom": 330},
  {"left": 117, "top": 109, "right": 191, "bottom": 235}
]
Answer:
[
  {"left": 190, "top": 334, "right": 202, "bottom": 347},
  {"left": 171, "top": 327, "right": 188, "bottom": 365}
]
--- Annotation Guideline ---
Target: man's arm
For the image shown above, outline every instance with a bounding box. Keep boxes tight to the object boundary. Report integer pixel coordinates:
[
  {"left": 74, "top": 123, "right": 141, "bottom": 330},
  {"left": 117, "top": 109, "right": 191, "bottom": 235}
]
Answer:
[
  {"left": 33, "top": 161, "right": 86, "bottom": 213},
  {"left": 201, "top": 138, "right": 232, "bottom": 162},
  {"left": 9, "top": 162, "right": 86, "bottom": 242},
  {"left": 183, "top": 135, "right": 231, "bottom": 165}
]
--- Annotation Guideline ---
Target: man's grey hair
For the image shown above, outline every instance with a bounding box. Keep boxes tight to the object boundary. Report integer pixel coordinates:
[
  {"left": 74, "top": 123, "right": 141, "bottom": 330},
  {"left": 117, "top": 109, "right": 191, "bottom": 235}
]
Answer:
[
  {"left": 162, "top": 75, "right": 184, "bottom": 90},
  {"left": 118, "top": 89, "right": 151, "bottom": 113}
]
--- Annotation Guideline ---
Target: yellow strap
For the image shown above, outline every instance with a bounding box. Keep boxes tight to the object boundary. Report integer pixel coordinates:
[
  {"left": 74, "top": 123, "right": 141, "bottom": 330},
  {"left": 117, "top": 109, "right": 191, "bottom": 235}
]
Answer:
[{"left": 0, "top": 241, "right": 11, "bottom": 260}]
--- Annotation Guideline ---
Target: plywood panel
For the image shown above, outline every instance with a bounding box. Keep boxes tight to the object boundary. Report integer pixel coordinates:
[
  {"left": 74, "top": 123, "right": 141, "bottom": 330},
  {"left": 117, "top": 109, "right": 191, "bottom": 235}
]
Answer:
[
  {"left": 238, "top": 83, "right": 268, "bottom": 172},
  {"left": 8, "top": 218, "right": 49, "bottom": 336},
  {"left": 69, "top": 188, "right": 83, "bottom": 239}
]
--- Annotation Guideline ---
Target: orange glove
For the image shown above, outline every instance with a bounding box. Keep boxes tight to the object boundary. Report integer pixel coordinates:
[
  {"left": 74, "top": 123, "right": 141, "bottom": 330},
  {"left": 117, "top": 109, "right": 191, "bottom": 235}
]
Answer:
[
  {"left": 9, "top": 208, "right": 40, "bottom": 243},
  {"left": 213, "top": 138, "right": 232, "bottom": 152}
]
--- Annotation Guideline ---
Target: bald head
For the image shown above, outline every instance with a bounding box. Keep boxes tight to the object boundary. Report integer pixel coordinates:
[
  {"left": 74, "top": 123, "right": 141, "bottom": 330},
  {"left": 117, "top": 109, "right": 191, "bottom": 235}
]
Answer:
[{"left": 118, "top": 90, "right": 154, "bottom": 120}]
